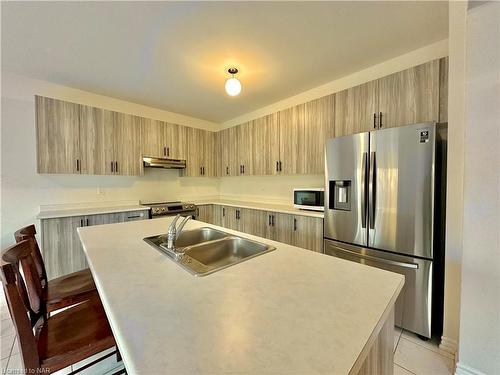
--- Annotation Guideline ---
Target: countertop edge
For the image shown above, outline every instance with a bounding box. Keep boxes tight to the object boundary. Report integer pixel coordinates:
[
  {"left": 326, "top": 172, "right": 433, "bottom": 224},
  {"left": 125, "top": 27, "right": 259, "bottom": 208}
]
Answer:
[
  {"left": 194, "top": 200, "right": 325, "bottom": 218},
  {"left": 36, "top": 205, "right": 149, "bottom": 220}
]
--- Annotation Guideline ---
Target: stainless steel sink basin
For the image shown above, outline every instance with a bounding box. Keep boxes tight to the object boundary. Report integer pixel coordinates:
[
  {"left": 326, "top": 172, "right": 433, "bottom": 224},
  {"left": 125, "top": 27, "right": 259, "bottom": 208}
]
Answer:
[
  {"left": 143, "top": 227, "right": 227, "bottom": 249},
  {"left": 143, "top": 228, "right": 275, "bottom": 276}
]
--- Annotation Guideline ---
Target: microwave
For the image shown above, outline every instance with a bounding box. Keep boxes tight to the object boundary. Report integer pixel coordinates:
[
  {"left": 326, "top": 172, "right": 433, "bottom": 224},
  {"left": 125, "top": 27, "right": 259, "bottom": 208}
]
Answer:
[{"left": 293, "top": 188, "right": 325, "bottom": 211}]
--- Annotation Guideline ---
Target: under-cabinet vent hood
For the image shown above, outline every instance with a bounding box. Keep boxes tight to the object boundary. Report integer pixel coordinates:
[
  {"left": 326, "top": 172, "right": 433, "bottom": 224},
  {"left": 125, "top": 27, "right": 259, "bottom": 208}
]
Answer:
[{"left": 143, "top": 156, "right": 186, "bottom": 169}]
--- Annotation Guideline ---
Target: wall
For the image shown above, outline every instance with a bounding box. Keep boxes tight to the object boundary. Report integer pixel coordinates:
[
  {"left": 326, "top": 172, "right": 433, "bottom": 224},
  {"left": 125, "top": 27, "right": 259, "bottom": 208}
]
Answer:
[
  {"left": 218, "top": 175, "right": 324, "bottom": 205},
  {"left": 439, "top": 1, "right": 468, "bottom": 357},
  {"left": 0, "top": 73, "right": 220, "bottom": 248},
  {"left": 456, "top": 2, "right": 500, "bottom": 374}
]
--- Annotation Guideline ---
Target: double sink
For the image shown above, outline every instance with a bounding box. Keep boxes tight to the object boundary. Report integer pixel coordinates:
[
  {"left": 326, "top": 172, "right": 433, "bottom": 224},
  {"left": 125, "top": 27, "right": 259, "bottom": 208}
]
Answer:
[{"left": 144, "top": 227, "right": 276, "bottom": 276}]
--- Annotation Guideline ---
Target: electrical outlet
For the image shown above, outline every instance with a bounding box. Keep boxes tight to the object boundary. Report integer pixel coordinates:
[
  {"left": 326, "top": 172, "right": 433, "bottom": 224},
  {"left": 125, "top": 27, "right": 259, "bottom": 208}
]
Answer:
[{"left": 97, "top": 187, "right": 105, "bottom": 196}]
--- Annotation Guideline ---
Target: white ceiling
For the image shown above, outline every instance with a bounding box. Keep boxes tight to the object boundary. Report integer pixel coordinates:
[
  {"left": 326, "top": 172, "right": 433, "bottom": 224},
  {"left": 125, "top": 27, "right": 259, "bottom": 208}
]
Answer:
[{"left": 1, "top": 1, "right": 448, "bottom": 123}]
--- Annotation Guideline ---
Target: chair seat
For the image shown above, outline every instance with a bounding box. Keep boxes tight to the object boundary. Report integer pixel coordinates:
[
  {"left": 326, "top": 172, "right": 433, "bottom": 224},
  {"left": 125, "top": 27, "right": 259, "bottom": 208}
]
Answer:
[
  {"left": 46, "top": 268, "right": 97, "bottom": 312},
  {"left": 38, "top": 298, "right": 115, "bottom": 372}
]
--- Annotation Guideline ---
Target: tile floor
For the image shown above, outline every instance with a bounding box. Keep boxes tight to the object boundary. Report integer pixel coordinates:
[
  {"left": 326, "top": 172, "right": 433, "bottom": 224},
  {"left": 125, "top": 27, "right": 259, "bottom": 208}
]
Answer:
[{"left": 1, "top": 291, "right": 455, "bottom": 374}]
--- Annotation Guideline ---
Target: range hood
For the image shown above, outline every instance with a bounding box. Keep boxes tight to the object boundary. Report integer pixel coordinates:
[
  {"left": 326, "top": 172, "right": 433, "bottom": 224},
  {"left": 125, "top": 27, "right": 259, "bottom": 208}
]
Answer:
[{"left": 143, "top": 156, "right": 186, "bottom": 169}]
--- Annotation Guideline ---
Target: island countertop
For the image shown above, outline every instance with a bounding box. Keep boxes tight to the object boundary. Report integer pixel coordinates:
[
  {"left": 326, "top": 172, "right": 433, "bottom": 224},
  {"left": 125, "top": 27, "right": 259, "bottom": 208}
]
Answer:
[{"left": 78, "top": 217, "right": 403, "bottom": 375}]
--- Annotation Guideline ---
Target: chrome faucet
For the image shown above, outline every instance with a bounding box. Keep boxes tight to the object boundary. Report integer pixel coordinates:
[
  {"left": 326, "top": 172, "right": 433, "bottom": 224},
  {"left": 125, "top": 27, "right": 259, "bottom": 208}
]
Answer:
[{"left": 165, "top": 214, "right": 191, "bottom": 257}]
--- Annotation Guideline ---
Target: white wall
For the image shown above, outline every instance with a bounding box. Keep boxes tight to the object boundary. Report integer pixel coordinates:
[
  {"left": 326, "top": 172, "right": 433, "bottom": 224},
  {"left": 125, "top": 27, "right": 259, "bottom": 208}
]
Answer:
[
  {"left": 440, "top": 1, "right": 468, "bottom": 357},
  {"left": 456, "top": 3, "right": 500, "bottom": 374},
  {"left": 219, "top": 174, "right": 324, "bottom": 204},
  {"left": 0, "top": 74, "right": 220, "bottom": 248}
]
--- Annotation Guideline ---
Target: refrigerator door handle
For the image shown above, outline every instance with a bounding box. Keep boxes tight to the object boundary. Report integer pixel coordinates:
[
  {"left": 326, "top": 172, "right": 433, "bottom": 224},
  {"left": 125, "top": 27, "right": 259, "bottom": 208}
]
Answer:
[
  {"left": 329, "top": 245, "right": 419, "bottom": 269},
  {"left": 361, "top": 152, "right": 368, "bottom": 228},
  {"left": 369, "top": 151, "right": 376, "bottom": 229}
]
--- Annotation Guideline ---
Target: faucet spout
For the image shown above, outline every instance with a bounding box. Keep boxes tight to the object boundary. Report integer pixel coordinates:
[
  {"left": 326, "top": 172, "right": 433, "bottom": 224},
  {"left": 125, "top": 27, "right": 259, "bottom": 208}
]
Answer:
[{"left": 175, "top": 216, "right": 191, "bottom": 239}]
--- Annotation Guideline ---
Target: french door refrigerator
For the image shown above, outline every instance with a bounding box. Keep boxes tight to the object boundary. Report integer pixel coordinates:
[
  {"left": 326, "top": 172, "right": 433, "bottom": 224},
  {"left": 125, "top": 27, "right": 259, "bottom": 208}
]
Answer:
[{"left": 323, "top": 122, "right": 446, "bottom": 339}]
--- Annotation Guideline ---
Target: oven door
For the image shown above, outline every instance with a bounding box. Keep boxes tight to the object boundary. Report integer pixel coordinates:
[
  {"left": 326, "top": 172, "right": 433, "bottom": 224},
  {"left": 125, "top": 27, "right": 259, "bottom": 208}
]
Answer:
[
  {"left": 324, "top": 239, "right": 433, "bottom": 338},
  {"left": 293, "top": 189, "right": 324, "bottom": 211}
]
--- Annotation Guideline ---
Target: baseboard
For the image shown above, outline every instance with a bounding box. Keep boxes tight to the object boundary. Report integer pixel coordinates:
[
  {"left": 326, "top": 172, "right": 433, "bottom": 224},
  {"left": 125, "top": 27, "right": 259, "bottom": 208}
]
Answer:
[
  {"left": 439, "top": 335, "right": 458, "bottom": 356},
  {"left": 455, "top": 362, "right": 486, "bottom": 375}
]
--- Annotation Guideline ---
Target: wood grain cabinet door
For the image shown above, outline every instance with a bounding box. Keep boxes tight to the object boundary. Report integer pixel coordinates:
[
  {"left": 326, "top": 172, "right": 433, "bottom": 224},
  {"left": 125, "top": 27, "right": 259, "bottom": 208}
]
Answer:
[
  {"left": 165, "top": 123, "right": 188, "bottom": 160},
  {"left": 141, "top": 118, "right": 166, "bottom": 158},
  {"left": 293, "top": 216, "right": 324, "bottom": 252},
  {"left": 41, "top": 216, "right": 86, "bottom": 280},
  {"left": 113, "top": 112, "right": 142, "bottom": 175},
  {"left": 79, "top": 105, "right": 115, "bottom": 175},
  {"left": 195, "top": 205, "right": 213, "bottom": 224},
  {"left": 303, "top": 95, "right": 335, "bottom": 174},
  {"left": 278, "top": 104, "right": 304, "bottom": 175},
  {"left": 184, "top": 127, "right": 204, "bottom": 176},
  {"left": 252, "top": 113, "right": 280, "bottom": 176},
  {"left": 334, "top": 81, "right": 379, "bottom": 137},
  {"left": 377, "top": 60, "right": 440, "bottom": 129},
  {"left": 36, "top": 96, "right": 81, "bottom": 174},
  {"left": 224, "top": 206, "right": 240, "bottom": 231},
  {"left": 203, "top": 131, "right": 216, "bottom": 177},
  {"left": 240, "top": 208, "right": 268, "bottom": 237},
  {"left": 236, "top": 122, "right": 254, "bottom": 175}
]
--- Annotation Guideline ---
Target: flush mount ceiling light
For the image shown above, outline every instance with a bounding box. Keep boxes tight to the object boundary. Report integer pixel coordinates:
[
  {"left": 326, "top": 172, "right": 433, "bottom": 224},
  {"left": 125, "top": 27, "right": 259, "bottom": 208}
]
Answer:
[{"left": 225, "top": 67, "right": 241, "bottom": 97}]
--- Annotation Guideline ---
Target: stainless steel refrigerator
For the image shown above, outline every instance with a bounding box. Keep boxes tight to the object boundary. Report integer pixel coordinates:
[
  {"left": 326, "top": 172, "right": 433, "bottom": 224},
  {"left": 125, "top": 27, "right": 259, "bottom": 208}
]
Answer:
[{"left": 324, "top": 122, "right": 446, "bottom": 339}]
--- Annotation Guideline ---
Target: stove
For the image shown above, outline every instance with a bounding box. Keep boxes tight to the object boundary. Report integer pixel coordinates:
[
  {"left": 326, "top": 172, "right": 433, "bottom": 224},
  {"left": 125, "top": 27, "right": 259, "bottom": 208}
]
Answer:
[{"left": 140, "top": 201, "right": 196, "bottom": 219}]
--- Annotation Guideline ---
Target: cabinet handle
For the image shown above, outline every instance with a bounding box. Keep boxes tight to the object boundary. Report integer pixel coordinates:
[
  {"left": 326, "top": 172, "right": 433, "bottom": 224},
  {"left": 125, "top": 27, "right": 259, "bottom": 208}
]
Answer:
[
  {"left": 268, "top": 215, "right": 272, "bottom": 226},
  {"left": 379, "top": 112, "right": 383, "bottom": 128},
  {"left": 115, "top": 161, "right": 118, "bottom": 173},
  {"left": 111, "top": 162, "right": 114, "bottom": 173},
  {"left": 242, "top": 165, "right": 245, "bottom": 174},
  {"left": 163, "top": 146, "right": 167, "bottom": 156},
  {"left": 127, "top": 215, "right": 140, "bottom": 219},
  {"left": 294, "top": 218, "right": 297, "bottom": 231},
  {"left": 279, "top": 161, "right": 282, "bottom": 172},
  {"left": 226, "top": 166, "right": 229, "bottom": 175},
  {"left": 80, "top": 219, "right": 84, "bottom": 227},
  {"left": 76, "top": 159, "right": 80, "bottom": 172},
  {"left": 272, "top": 215, "right": 276, "bottom": 227},
  {"left": 167, "top": 147, "right": 170, "bottom": 157},
  {"left": 276, "top": 161, "right": 279, "bottom": 172},
  {"left": 222, "top": 207, "right": 225, "bottom": 217},
  {"left": 203, "top": 166, "right": 205, "bottom": 175},
  {"left": 200, "top": 167, "right": 202, "bottom": 175},
  {"left": 86, "top": 218, "right": 89, "bottom": 226},
  {"left": 373, "top": 113, "right": 377, "bottom": 129}
]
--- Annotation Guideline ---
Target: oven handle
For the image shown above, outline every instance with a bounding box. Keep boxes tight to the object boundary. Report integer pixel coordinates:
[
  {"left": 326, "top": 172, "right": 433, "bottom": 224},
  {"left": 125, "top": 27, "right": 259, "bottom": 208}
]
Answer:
[{"left": 327, "top": 245, "right": 419, "bottom": 269}]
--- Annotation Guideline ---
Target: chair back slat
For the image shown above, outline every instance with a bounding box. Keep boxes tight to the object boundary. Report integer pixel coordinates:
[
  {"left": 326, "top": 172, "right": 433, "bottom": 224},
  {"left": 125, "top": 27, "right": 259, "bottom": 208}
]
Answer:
[
  {"left": 0, "top": 243, "right": 41, "bottom": 371},
  {"left": 14, "top": 225, "right": 47, "bottom": 287}
]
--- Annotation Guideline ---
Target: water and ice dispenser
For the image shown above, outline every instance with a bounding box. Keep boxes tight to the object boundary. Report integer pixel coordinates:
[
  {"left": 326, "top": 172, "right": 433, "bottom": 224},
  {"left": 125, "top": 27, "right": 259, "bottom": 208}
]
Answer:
[{"left": 329, "top": 180, "right": 351, "bottom": 211}]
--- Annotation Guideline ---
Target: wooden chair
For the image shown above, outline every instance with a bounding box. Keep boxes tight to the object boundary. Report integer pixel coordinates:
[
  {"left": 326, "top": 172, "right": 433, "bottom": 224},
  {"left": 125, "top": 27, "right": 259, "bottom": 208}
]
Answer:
[
  {"left": 1, "top": 240, "right": 118, "bottom": 374},
  {"left": 14, "top": 225, "right": 97, "bottom": 313}
]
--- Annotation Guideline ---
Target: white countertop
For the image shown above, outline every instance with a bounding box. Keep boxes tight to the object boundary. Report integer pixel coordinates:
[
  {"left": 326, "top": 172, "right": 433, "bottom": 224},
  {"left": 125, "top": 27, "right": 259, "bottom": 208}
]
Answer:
[
  {"left": 36, "top": 202, "right": 148, "bottom": 219},
  {"left": 193, "top": 198, "right": 324, "bottom": 218},
  {"left": 78, "top": 218, "right": 403, "bottom": 375}
]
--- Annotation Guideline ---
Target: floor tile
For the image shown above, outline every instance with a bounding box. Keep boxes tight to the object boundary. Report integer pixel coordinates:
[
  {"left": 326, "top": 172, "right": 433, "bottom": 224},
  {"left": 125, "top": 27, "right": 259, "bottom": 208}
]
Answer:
[
  {"left": 11, "top": 337, "right": 19, "bottom": 356},
  {"left": 0, "top": 320, "right": 15, "bottom": 337},
  {"left": 395, "top": 337, "right": 455, "bottom": 375},
  {"left": 1, "top": 334, "right": 15, "bottom": 359},
  {"left": 6, "top": 353, "right": 23, "bottom": 372},
  {"left": 401, "top": 330, "right": 455, "bottom": 360},
  {"left": 394, "top": 326, "right": 403, "bottom": 351},
  {"left": 394, "top": 364, "right": 416, "bottom": 374},
  {"left": 73, "top": 347, "right": 121, "bottom": 375}
]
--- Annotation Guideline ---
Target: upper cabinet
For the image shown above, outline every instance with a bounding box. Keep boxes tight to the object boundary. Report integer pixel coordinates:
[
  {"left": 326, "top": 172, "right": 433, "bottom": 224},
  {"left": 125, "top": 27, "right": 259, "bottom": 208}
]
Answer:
[
  {"left": 183, "top": 128, "right": 215, "bottom": 177},
  {"left": 251, "top": 113, "right": 280, "bottom": 176},
  {"left": 377, "top": 59, "right": 440, "bottom": 129},
  {"left": 334, "top": 80, "right": 378, "bottom": 137},
  {"left": 37, "top": 96, "right": 141, "bottom": 175},
  {"left": 36, "top": 96, "right": 81, "bottom": 174},
  {"left": 303, "top": 95, "right": 335, "bottom": 174},
  {"left": 140, "top": 119, "right": 187, "bottom": 160},
  {"left": 278, "top": 104, "right": 304, "bottom": 175},
  {"left": 334, "top": 59, "right": 441, "bottom": 136}
]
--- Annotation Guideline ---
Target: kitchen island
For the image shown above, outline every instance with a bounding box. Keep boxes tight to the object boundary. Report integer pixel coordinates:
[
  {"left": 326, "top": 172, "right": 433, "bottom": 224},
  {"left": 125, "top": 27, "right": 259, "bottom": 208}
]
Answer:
[{"left": 78, "top": 217, "right": 404, "bottom": 375}]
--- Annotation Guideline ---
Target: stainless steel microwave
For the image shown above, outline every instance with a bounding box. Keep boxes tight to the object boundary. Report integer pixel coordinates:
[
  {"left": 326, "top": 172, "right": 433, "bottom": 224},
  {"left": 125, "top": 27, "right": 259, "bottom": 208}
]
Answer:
[{"left": 293, "top": 188, "right": 325, "bottom": 211}]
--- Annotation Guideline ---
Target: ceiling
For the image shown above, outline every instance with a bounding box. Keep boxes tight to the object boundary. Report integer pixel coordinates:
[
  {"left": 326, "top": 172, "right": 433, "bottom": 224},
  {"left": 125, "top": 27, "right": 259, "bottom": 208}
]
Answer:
[{"left": 1, "top": 1, "right": 448, "bottom": 123}]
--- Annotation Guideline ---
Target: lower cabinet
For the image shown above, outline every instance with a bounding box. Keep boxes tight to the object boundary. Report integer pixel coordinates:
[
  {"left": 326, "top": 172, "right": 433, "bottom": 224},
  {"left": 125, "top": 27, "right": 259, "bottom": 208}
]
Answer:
[
  {"left": 41, "top": 210, "right": 148, "bottom": 280},
  {"left": 198, "top": 204, "right": 323, "bottom": 253},
  {"left": 195, "top": 205, "right": 214, "bottom": 224}
]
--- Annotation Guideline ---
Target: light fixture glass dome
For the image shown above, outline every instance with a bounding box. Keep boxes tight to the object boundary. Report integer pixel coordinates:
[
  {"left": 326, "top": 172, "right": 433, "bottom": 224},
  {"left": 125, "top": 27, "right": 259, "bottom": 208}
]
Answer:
[{"left": 225, "top": 77, "right": 241, "bottom": 96}]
